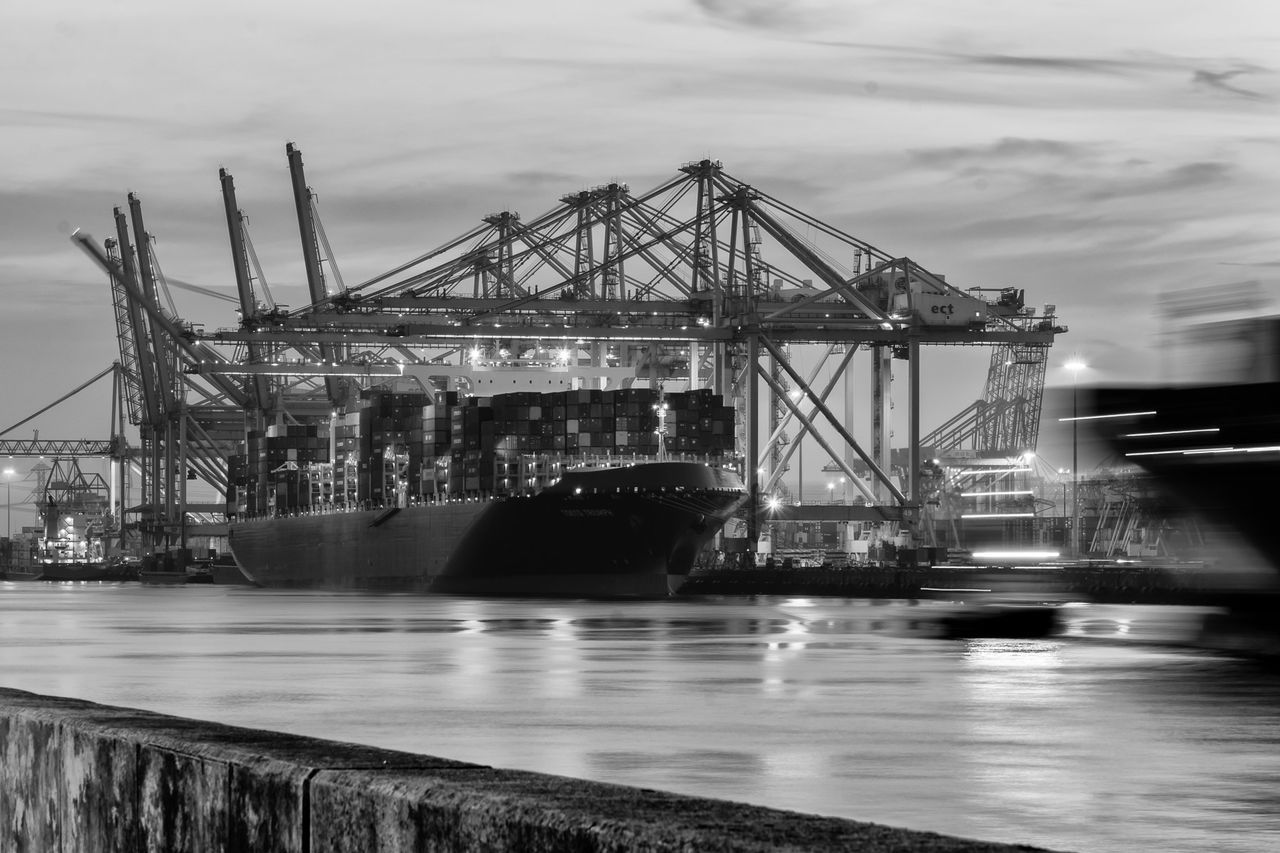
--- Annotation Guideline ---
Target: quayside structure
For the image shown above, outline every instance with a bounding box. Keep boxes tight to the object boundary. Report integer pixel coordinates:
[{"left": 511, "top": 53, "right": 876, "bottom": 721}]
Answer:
[{"left": 74, "top": 146, "right": 1065, "bottom": 561}]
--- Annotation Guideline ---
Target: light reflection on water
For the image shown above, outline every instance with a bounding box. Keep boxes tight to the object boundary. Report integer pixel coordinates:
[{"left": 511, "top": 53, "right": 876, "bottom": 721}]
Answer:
[{"left": 1, "top": 583, "right": 1279, "bottom": 853}]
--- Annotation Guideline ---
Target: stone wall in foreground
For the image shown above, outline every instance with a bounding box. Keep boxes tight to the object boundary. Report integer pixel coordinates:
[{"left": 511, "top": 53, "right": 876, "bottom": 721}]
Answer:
[{"left": 0, "top": 687, "right": 1056, "bottom": 852}]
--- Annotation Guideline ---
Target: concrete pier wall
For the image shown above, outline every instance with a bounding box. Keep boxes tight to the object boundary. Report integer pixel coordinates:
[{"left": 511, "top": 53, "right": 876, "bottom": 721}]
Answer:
[{"left": 0, "top": 688, "right": 1057, "bottom": 852}]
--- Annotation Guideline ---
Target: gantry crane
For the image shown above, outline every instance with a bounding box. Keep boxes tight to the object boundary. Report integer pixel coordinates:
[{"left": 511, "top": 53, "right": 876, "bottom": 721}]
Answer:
[
  {"left": 76, "top": 149, "right": 1064, "bottom": 558},
  {"left": 0, "top": 363, "right": 132, "bottom": 551}
]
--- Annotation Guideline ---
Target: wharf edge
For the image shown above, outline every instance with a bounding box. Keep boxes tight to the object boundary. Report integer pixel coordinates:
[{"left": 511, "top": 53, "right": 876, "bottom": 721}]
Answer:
[{"left": 0, "top": 687, "right": 1062, "bottom": 852}]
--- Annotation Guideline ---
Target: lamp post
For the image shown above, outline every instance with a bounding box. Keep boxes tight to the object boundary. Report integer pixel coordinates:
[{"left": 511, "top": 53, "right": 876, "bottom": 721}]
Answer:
[
  {"left": 1057, "top": 468, "right": 1070, "bottom": 547},
  {"left": 3, "top": 467, "right": 14, "bottom": 540},
  {"left": 1065, "top": 358, "right": 1087, "bottom": 556}
]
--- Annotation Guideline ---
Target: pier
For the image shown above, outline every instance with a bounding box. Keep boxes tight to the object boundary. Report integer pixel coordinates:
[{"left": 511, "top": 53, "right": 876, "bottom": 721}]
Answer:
[{"left": 0, "top": 687, "right": 1060, "bottom": 852}]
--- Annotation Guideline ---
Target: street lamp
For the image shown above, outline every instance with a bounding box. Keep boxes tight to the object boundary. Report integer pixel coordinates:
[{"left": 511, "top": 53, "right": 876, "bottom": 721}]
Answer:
[
  {"left": 1057, "top": 468, "right": 1070, "bottom": 545},
  {"left": 3, "top": 467, "right": 15, "bottom": 539},
  {"left": 1065, "top": 358, "right": 1087, "bottom": 556}
]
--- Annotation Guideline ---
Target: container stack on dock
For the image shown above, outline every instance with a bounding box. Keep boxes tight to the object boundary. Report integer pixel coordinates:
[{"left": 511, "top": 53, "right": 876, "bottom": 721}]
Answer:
[{"left": 228, "top": 385, "right": 737, "bottom": 516}]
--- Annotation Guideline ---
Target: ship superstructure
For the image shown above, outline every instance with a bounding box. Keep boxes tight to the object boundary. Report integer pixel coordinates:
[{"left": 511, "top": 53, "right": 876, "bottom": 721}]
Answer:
[{"left": 35, "top": 459, "right": 114, "bottom": 581}]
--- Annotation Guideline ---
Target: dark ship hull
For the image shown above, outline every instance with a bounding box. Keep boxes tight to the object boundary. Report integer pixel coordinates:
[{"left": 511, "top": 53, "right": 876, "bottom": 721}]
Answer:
[
  {"left": 39, "top": 562, "right": 110, "bottom": 582},
  {"left": 228, "top": 461, "right": 746, "bottom": 597}
]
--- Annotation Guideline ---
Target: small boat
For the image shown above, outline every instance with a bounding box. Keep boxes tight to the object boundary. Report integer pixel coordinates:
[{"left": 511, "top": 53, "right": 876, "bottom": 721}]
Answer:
[
  {"left": 138, "top": 550, "right": 190, "bottom": 585},
  {"left": 103, "top": 556, "right": 142, "bottom": 581},
  {"left": 139, "top": 570, "right": 189, "bottom": 586},
  {"left": 2, "top": 567, "right": 44, "bottom": 581},
  {"left": 184, "top": 561, "right": 216, "bottom": 584}
]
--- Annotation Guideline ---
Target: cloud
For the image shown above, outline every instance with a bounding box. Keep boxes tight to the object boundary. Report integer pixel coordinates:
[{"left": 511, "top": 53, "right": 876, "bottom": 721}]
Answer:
[
  {"left": 968, "top": 54, "right": 1145, "bottom": 75},
  {"left": 691, "top": 0, "right": 829, "bottom": 32},
  {"left": 506, "top": 170, "right": 584, "bottom": 191},
  {"left": 0, "top": 108, "right": 145, "bottom": 129},
  {"left": 1084, "top": 161, "right": 1233, "bottom": 201},
  {"left": 903, "top": 140, "right": 1245, "bottom": 215},
  {"left": 813, "top": 40, "right": 1165, "bottom": 75},
  {"left": 1192, "top": 67, "right": 1268, "bottom": 100},
  {"left": 908, "top": 138, "right": 1091, "bottom": 169}
]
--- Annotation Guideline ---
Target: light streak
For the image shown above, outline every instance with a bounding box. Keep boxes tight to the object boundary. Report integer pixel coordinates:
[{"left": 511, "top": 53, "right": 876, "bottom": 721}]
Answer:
[
  {"left": 970, "top": 550, "right": 1061, "bottom": 560},
  {"left": 1127, "top": 445, "right": 1280, "bottom": 458},
  {"left": 1059, "top": 410, "right": 1156, "bottom": 422},
  {"left": 1121, "top": 427, "right": 1219, "bottom": 438}
]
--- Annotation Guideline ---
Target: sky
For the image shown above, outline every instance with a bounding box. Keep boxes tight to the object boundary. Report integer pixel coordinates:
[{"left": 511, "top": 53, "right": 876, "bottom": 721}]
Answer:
[{"left": 1, "top": 0, "right": 1277, "bottom": 525}]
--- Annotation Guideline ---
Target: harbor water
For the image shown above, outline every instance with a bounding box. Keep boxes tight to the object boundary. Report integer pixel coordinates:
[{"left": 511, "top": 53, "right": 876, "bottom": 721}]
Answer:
[{"left": 1, "top": 583, "right": 1278, "bottom": 852}]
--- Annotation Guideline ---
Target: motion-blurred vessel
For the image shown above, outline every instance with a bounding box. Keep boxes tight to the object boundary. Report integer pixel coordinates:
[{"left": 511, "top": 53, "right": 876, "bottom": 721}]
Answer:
[
  {"left": 1088, "top": 381, "right": 1280, "bottom": 576},
  {"left": 1085, "top": 311, "right": 1280, "bottom": 652}
]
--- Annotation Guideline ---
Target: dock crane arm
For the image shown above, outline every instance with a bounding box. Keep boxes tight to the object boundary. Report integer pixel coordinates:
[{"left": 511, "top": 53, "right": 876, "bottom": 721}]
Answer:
[
  {"left": 71, "top": 231, "right": 252, "bottom": 410},
  {"left": 286, "top": 143, "right": 345, "bottom": 408},
  {"left": 104, "top": 239, "right": 148, "bottom": 427},
  {"left": 219, "top": 167, "right": 272, "bottom": 413},
  {"left": 108, "top": 212, "right": 163, "bottom": 428},
  {"left": 124, "top": 198, "right": 180, "bottom": 418}
]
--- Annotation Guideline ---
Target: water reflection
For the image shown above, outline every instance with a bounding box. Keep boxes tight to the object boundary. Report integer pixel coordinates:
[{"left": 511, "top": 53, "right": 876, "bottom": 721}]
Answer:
[{"left": 0, "top": 585, "right": 1277, "bottom": 852}]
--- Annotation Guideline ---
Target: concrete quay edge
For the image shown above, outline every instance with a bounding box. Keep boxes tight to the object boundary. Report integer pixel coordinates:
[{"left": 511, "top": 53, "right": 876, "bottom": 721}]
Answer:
[{"left": 0, "top": 687, "right": 1065, "bottom": 852}]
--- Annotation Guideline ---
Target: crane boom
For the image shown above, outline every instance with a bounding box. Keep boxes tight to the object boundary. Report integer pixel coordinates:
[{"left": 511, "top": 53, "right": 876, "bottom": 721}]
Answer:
[{"left": 286, "top": 143, "right": 345, "bottom": 407}]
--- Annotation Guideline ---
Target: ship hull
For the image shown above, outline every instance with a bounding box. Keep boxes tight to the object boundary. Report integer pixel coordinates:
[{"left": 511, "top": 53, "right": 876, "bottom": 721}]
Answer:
[
  {"left": 228, "top": 462, "right": 746, "bottom": 597},
  {"left": 39, "top": 562, "right": 110, "bottom": 582},
  {"left": 209, "top": 559, "right": 253, "bottom": 585}
]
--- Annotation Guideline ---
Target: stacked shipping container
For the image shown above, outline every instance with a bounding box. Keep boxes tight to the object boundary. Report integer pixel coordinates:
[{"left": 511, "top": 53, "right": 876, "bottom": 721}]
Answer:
[
  {"left": 228, "top": 386, "right": 735, "bottom": 516},
  {"left": 231, "top": 424, "right": 331, "bottom": 516}
]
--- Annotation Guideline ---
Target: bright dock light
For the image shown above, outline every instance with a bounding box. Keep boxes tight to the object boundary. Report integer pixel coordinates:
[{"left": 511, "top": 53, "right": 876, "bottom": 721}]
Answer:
[{"left": 971, "top": 550, "right": 1061, "bottom": 560}]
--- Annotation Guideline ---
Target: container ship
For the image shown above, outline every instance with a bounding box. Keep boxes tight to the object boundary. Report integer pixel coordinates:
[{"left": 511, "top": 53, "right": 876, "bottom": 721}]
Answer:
[{"left": 226, "top": 386, "right": 747, "bottom": 596}]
